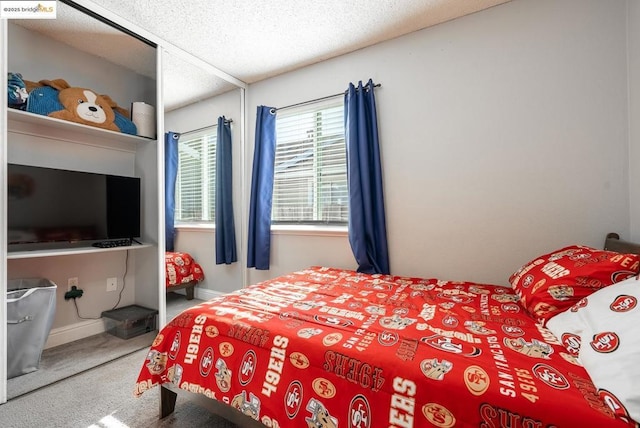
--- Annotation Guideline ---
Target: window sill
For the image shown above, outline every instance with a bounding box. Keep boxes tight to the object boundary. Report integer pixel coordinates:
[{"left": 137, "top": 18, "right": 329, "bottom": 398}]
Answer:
[
  {"left": 174, "top": 223, "right": 348, "bottom": 237},
  {"left": 271, "top": 224, "right": 347, "bottom": 237},
  {"left": 175, "top": 223, "right": 215, "bottom": 233}
]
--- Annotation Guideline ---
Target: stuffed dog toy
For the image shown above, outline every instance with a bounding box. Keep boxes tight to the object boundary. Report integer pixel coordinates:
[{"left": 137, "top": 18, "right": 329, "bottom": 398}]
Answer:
[
  {"left": 43, "top": 79, "right": 120, "bottom": 132},
  {"left": 22, "top": 78, "right": 137, "bottom": 134}
]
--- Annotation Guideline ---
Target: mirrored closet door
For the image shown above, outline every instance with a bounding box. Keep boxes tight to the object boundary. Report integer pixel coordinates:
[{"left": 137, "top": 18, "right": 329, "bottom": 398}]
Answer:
[{"left": 1, "top": 0, "right": 245, "bottom": 402}]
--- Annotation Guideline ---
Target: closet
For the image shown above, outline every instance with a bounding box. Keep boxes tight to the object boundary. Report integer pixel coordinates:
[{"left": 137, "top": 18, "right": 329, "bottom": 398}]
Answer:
[
  {"left": 0, "top": 0, "right": 161, "bottom": 403},
  {"left": 1, "top": 0, "right": 247, "bottom": 404}
]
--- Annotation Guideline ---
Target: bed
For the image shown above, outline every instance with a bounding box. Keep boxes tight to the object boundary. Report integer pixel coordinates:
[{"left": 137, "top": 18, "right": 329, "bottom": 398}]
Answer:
[
  {"left": 165, "top": 251, "right": 205, "bottom": 300},
  {"left": 135, "top": 233, "right": 640, "bottom": 427}
]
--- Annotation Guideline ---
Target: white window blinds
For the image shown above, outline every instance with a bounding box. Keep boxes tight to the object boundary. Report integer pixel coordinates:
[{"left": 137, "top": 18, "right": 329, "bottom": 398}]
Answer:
[
  {"left": 273, "top": 99, "right": 348, "bottom": 224},
  {"left": 176, "top": 128, "right": 217, "bottom": 223}
]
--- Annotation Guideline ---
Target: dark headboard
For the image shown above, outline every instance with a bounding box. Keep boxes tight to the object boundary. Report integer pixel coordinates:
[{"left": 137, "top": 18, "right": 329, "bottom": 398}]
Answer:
[{"left": 604, "top": 232, "right": 640, "bottom": 255}]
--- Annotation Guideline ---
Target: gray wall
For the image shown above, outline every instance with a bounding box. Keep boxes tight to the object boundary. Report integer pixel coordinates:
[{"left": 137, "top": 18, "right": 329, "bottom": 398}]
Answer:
[{"left": 246, "top": 0, "right": 634, "bottom": 286}]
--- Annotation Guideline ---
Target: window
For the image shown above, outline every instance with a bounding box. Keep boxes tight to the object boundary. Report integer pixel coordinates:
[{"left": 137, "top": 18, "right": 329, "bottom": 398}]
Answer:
[
  {"left": 273, "top": 99, "right": 348, "bottom": 225},
  {"left": 175, "top": 128, "right": 216, "bottom": 223}
]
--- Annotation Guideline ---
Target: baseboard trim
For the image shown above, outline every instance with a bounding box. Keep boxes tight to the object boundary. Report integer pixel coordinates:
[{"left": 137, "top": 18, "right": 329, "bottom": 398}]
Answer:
[
  {"left": 172, "top": 287, "right": 223, "bottom": 301},
  {"left": 196, "top": 287, "right": 224, "bottom": 300},
  {"left": 44, "top": 289, "right": 223, "bottom": 349},
  {"left": 44, "top": 319, "right": 106, "bottom": 350}
]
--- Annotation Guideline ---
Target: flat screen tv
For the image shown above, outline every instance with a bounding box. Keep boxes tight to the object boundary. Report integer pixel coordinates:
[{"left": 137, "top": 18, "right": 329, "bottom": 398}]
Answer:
[{"left": 7, "top": 163, "right": 141, "bottom": 248}]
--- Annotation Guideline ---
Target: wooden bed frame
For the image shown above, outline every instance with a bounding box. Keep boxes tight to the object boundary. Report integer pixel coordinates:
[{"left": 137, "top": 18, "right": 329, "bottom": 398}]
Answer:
[
  {"left": 156, "top": 232, "right": 640, "bottom": 426},
  {"left": 167, "top": 280, "right": 197, "bottom": 300},
  {"left": 604, "top": 232, "right": 640, "bottom": 256},
  {"left": 160, "top": 383, "right": 264, "bottom": 427}
]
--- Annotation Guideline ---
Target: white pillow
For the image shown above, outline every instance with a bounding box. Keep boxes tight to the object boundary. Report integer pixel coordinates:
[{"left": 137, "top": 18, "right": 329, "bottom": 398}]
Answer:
[{"left": 546, "top": 275, "right": 640, "bottom": 425}]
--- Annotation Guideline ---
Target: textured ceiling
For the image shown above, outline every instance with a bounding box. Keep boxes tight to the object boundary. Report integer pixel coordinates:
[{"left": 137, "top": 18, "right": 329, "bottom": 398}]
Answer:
[{"left": 16, "top": 0, "right": 511, "bottom": 111}]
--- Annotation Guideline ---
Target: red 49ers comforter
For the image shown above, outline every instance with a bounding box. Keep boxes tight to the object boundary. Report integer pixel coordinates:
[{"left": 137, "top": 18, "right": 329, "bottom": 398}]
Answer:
[{"left": 134, "top": 266, "right": 635, "bottom": 427}]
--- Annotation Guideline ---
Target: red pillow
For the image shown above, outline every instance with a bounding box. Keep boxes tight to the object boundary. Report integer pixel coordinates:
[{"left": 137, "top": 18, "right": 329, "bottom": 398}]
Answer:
[{"left": 509, "top": 245, "right": 639, "bottom": 325}]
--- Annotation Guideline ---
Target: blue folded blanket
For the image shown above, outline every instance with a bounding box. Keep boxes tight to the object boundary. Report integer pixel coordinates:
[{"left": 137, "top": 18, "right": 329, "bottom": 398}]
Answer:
[
  {"left": 27, "top": 86, "right": 64, "bottom": 116},
  {"left": 8, "top": 72, "right": 28, "bottom": 110}
]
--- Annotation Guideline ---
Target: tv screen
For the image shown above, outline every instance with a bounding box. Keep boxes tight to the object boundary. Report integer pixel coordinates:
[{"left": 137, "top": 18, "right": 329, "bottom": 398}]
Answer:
[{"left": 7, "top": 163, "right": 141, "bottom": 247}]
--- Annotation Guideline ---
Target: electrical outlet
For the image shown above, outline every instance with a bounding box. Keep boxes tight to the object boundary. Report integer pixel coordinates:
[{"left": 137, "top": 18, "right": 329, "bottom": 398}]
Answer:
[
  {"left": 106, "top": 277, "right": 118, "bottom": 292},
  {"left": 68, "top": 277, "right": 78, "bottom": 291},
  {"left": 64, "top": 286, "right": 83, "bottom": 300}
]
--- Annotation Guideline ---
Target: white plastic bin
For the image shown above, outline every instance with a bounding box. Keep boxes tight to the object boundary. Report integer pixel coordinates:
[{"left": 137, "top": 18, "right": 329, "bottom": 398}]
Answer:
[{"left": 7, "top": 278, "right": 57, "bottom": 379}]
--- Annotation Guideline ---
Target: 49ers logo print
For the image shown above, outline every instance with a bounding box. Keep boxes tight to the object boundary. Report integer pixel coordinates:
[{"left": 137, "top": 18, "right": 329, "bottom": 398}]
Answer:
[
  {"left": 570, "top": 297, "right": 588, "bottom": 312},
  {"left": 590, "top": 332, "right": 620, "bottom": 353},
  {"left": 200, "top": 347, "right": 215, "bottom": 376},
  {"left": 561, "top": 333, "right": 581, "bottom": 356},
  {"left": 501, "top": 325, "right": 525, "bottom": 337},
  {"left": 378, "top": 330, "right": 399, "bottom": 347},
  {"left": 169, "top": 331, "right": 181, "bottom": 360},
  {"left": 599, "top": 388, "right": 634, "bottom": 423},
  {"left": 441, "top": 315, "right": 458, "bottom": 328},
  {"left": 349, "top": 395, "right": 371, "bottom": 428},
  {"left": 501, "top": 303, "right": 520, "bottom": 314},
  {"left": 421, "top": 334, "right": 481, "bottom": 357},
  {"left": 239, "top": 350, "right": 257, "bottom": 386},
  {"left": 532, "top": 363, "right": 569, "bottom": 390},
  {"left": 610, "top": 295, "right": 637, "bottom": 312},
  {"left": 611, "top": 270, "right": 637, "bottom": 284},
  {"left": 284, "top": 381, "right": 303, "bottom": 419},
  {"left": 314, "top": 314, "right": 353, "bottom": 328}
]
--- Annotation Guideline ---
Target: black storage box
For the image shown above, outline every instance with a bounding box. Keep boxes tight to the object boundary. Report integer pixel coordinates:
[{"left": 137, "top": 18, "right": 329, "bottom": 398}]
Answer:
[{"left": 102, "top": 305, "right": 158, "bottom": 339}]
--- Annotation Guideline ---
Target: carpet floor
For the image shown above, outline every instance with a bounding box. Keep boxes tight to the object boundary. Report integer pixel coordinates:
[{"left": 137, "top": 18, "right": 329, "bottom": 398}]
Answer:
[
  {"left": 0, "top": 293, "right": 240, "bottom": 427},
  {"left": 7, "top": 292, "right": 198, "bottom": 400},
  {"left": 0, "top": 348, "right": 240, "bottom": 427},
  {"left": 7, "top": 331, "right": 155, "bottom": 400}
]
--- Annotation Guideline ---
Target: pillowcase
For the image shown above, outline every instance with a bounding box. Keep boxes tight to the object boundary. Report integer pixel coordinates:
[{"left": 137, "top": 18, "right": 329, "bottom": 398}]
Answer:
[
  {"left": 546, "top": 276, "right": 640, "bottom": 425},
  {"left": 509, "top": 245, "right": 639, "bottom": 325}
]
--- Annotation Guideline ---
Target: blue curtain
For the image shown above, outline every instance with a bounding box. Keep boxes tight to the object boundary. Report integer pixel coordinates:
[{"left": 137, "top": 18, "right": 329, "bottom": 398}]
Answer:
[
  {"left": 345, "top": 79, "right": 390, "bottom": 274},
  {"left": 215, "top": 116, "right": 237, "bottom": 264},
  {"left": 165, "top": 131, "right": 180, "bottom": 252},
  {"left": 247, "top": 106, "right": 277, "bottom": 269}
]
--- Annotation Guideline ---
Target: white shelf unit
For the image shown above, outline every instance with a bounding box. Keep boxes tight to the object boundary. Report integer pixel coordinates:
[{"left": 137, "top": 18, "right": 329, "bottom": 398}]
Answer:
[
  {"left": 8, "top": 108, "right": 152, "bottom": 148},
  {"left": 7, "top": 242, "right": 153, "bottom": 260},
  {"left": 0, "top": 3, "right": 164, "bottom": 405}
]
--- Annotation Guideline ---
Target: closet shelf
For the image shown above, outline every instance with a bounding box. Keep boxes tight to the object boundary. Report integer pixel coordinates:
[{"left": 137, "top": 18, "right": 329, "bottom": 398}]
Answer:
[
  {"left": 7, "top": 242, "right": 153, "bottom": 260},
  {"left": 7, "top": 109, "right": 154, "bottom": 150}
]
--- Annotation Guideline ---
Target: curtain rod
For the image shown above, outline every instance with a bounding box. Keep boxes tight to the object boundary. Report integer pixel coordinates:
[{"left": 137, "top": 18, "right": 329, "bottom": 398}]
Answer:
[
  {"left": 181, "top": 119, "right": 233, "bottom": 136},
  {"left": 274, "top": 83, "right": 381, "bottom": 112}
]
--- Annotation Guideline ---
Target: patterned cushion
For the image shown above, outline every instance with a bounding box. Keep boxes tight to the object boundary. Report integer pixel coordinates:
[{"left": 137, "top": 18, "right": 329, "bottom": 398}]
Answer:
[{"left": 509, "top": 245, "right": 639, "bottom": 325}]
